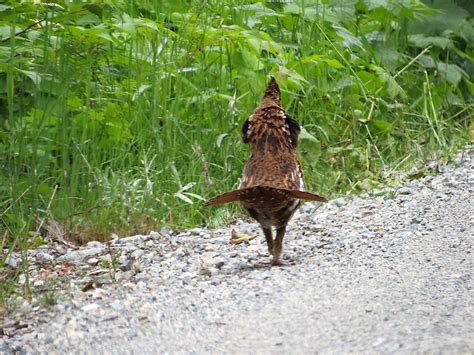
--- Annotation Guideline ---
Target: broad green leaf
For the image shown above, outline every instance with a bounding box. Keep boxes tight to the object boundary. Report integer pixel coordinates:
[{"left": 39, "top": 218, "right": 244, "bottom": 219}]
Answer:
[
  {"left": 132, "top": 84, "right": 151, "bottom": 101},
  {"left": 26, "top": 30, "right": 41, "bottom": 42},
  {"left": 283, "top": 3, "right": 300, "bottom": 15},
  {"left": 18, "top": 69, "right": 41, "bottom": 87},
  {"left": 370, "top": 65, "right": 406, "bottom": 98},
  {"left": 445, "top": 93, "right": 463, "bottom": 105},
  {"left": 238, "top": 3, "right": 279, "bottom": 18},
  {"left": 0, "top": 25, "right": 11, "bottom": 41},
  {"left": 385, "top": 75, "right": 406, "bottom": 99},
  {"left": 408, "top": 34, "right": 453, "bottom": 49},
  {"left": 273, "top": 66, "right": 308, "bottom": 88},
  {"left": 364, "top": 0, "right": 389, "bottom": 11},
  {"left": 374, "top": 44, "right": 400, "bottom": 71},
  {"left": 329, "top": 78, "right": 354, "bottom": 92},
  {"left": 302, "top": 54, "right": 345, "bottom": 69},
  {"left": 299, "top": 126, "right": 319, "bottom": 143},
  {"left": 334, "top": 26, "right": 364, "bottom": 50},
  {"left": 372, "top": 119, "right": 393, "bottom": 134},
  {"left": 67, "top": 97, "right": 83, "bottom": 110},
  {"left": 298, "top": 127, "right": 321, "bottom": 165},
  {"left": 417, "top": 54, "right": 435, "bottom": 68},
  {"left": 116, "top": 14, "right": 136, "bottom": 36},
  {"left": 0, "top": 5, "right": 12, "bottom": 12},
  {"left": 356, "top": 70, "right": 381, "bottom": 93},
  {"left": 76, "top": 13, "right": 101, "bottom": 26},
  {"left": 324, "top": 58, "right": 345, "bottom": 69},
  {"left": 436, "top": 63, "right": 464, "bottom": 86},
  {"left": 301, "top": 54, "right": 324, "bottom": 63},
  {"left": 240, "top": 44, "right": 262, "bottom": 70},
  {"left": 407, "top": 0, "right": 469, "bottom": 35}
]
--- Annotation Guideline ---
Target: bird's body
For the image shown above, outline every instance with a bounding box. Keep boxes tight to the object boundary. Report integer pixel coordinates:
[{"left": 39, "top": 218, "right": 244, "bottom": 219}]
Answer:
[{"left": 206, "top": 77, "right": 327, "bottom": 265}]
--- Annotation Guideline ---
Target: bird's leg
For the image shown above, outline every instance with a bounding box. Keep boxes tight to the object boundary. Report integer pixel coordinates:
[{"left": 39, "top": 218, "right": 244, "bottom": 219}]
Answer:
[
  {"left": 261, "top": 227, "right": 274, "bottom": 257},
  {"left": 272, "top": 225, "right": 287, "bottom": 266}
]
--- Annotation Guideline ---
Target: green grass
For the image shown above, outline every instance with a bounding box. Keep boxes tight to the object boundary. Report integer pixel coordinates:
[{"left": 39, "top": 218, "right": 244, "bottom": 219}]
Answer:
[{"left": 0, "top": 0, "right": 472, "bottom": 307}]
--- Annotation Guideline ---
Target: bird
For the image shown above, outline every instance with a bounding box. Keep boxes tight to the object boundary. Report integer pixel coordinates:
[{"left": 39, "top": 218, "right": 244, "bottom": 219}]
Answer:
[{"left": 205, "top": 77, "right": 327, "bottom": 265}]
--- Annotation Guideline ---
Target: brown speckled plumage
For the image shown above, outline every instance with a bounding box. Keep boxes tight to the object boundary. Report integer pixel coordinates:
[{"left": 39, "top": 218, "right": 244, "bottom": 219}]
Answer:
[{"left": 206, "top": 77, "right": 327, "bottom": 265}]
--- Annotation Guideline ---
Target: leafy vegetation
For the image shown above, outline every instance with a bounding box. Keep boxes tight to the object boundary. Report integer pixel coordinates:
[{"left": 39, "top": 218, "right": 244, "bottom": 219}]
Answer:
[{"left": 0, "top": 0, "right": 472, "bottom": 303}]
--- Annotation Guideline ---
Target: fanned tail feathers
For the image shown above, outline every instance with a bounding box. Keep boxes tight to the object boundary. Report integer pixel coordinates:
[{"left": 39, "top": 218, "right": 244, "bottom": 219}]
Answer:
[
  {"left": 204, "top": 185, "right": 327, "bottom": 207},
  {"left": 203, "top": 190, "right": 243, "bottom": 206}
]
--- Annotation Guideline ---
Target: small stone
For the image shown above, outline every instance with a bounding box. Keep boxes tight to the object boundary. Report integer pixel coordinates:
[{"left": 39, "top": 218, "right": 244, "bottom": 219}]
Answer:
[
  {"left": 131, "top": 249, "right": 145, "bottom": 259},
  {"left": 204, "top": 244, "right": 217, "bottom": 252},
  {"left": 110, "top": 300, "right": 125, "bottom": 311},
  {"left": 134, "top": 272, "right": 148, "bottom": 282},
  {"left": 173, "top": 248, "right": 186, "bottom": 258},
  {"left": 160, "top": 227, "right": 171, "bottom": 236},
  {"left": 33, "top": 280, "right": 45, "bottom": 287},
  {"left": 119, "top": 259, "right": 131, "bottom": 272},
  {"left": 179, "top": 272, "right": 196, "bottom": 285},
  {"left": 225, "top": 259, "right": 251, "bottom": 270},
  {"left": 86, "top": 241, "right": 104, "bottom": 249},
  {"left": 122, "top": 234, "right": 149, "bottom": 244},
  {"left": 36, "top": 251, "right": 54, "bottom": 264},
  {"left": 16, "top": 300, "right": 33, "bottom": 314},
  {"left": 251, "top": 271, "right": 270, "bottom": 281},
  {"left": 4, "top": 255, "right": 20, "bottom": 268},
  {"left": 82, "top": 303, "right": 100, "bottom": 312},
  {"left": 18, "top": 273, "right": 26, "bottom": 285},
  {"left": 110, "top": 237, "right": 123, "bottom": 246},
  {"left": 332, "top": 198, "right": 346, "bottom": 208},
  {"left": 149, "top": 231, "right": 161, "bottom": 239},
  {"left": 189, "top": 228, "right": 203, "bottom": 235},
  {"left": 87, "top": 258, "right": 99, "bottom": 265},
  {"left": 91, "top": 288, "right": 108, "bottom": 299},
  {"left": 228, "top": 251, "right": 239, "bottom": 258},
  {"left": 117, "top": 271, "right": 133, "bottom": 281},
  {"left": 57, "top": 246, "right": 106, "bottom": 264},
  {"left": 200, "top": 251, "right": 216, "bottom": 262}
]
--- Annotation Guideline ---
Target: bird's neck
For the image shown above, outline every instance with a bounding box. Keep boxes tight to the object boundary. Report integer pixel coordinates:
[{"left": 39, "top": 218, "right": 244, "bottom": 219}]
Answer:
[{"left": 250, "top": 128, "right": 294, "bottom": 155}]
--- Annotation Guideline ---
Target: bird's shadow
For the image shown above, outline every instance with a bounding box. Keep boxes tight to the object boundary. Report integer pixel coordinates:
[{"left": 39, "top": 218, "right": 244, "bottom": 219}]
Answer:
[
  {"left": 214, "top": 233, "right": 338, "bottom": 276},
  {"left": 215, "top": 257, "right": 297, "bottom": 277}
]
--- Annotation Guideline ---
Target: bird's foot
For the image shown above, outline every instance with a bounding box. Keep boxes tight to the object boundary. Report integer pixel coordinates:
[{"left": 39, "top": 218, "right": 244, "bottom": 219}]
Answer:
[{"left": 271, "top": 259, "right": 291, "bottom": 267}]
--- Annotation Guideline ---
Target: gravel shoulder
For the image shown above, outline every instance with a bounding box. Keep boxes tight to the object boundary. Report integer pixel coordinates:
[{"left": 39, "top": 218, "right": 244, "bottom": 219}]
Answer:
[{"left": 1, "top": 148, "right": 473, "bottom": 354}]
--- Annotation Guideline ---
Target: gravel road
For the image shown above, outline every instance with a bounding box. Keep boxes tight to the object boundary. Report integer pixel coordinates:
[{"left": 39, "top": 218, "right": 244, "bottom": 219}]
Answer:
[{"left": 2, "top": 148, "right": 473, "bottom": 354}]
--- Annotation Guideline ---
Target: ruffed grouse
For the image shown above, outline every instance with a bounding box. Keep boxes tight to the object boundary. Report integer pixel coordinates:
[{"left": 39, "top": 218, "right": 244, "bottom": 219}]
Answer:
[{"left": 206, "top": 77, "right": 327, "bottom": 265}]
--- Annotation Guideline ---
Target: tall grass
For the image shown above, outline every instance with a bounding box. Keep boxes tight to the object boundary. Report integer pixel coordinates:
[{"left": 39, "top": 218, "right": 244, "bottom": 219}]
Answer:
[{"left": 0, "top": 0, "right": 472, "bottom": 304}]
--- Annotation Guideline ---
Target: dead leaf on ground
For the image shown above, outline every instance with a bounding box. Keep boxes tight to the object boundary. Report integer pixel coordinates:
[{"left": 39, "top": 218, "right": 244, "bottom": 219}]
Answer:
[{"left": 230, "top": 229, "right": 257, "bottom": 245}]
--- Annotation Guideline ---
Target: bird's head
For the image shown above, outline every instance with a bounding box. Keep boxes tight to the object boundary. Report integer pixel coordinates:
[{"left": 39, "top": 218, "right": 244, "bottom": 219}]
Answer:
[{"left": 260, "top": 76, "right": 281, "bottom": 108}]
